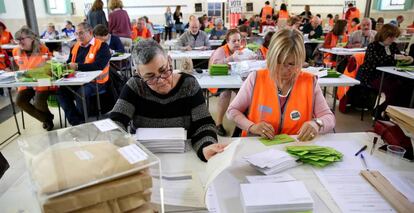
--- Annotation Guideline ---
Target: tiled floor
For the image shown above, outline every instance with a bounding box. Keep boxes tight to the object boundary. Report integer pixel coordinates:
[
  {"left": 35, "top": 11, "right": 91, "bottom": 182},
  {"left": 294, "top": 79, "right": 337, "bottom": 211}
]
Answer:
[{"left": 0, "top": 88, "right": 374, "bottom": 196}]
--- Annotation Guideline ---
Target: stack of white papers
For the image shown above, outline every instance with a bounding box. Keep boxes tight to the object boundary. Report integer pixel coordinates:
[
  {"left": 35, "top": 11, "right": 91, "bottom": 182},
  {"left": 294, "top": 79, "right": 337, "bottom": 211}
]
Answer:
[
  {"left": 0, "top": 71, "right": 15, "bottom": 84},
  {"left": 244, "top": 149, "right": 301, "bottom": 175},
  {"left": 133, "top": 128, "right": 186, "bottom": 153},
  {"left": 240, "top": 181, "right": 314, "bottom": 213}
]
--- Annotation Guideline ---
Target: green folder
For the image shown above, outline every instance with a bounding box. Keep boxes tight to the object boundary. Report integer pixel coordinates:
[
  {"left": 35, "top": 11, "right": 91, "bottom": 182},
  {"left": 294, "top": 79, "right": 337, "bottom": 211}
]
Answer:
[
  {"left": 209, "top": 64, "right": 229, "bottom": 76},
  {"left": 259, "top": 134, "right": 296, "bottom": 146}
]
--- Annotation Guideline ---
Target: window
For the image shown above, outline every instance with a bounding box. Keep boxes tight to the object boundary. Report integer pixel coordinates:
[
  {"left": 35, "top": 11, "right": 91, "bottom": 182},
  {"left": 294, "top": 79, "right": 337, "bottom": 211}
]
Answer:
[
  {"left": 208, "top": 3, "right": 222, "bottom": 17},
  {"left": 246, "top": 3, "right": 253, "bottom": 12},
  {"left": 0, "top": 0, "right": 5, "bottom": 13},
  {"left": 195, "top": 3, "right": 202, "bottom": 12},
  {"left": 375, "top": 0, "right": 412, "bottom": 10},
  {"left": 44, "top": 0, "right": 72, "bottom": 14}
]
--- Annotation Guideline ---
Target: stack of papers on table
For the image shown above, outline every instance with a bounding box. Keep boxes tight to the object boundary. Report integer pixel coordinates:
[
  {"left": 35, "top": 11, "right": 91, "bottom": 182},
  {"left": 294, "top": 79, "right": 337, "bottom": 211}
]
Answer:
[
  {"left": 0, "top": 71, "right": 15, "bottom": 84},
  {"left": 240, "top": 181, "right": 314, "bottom": 213},
  {"left": 286, "top": 145, "right": 343, "bottom": 167},
  {"left": 244, "top": 149, "right": 301, "bottom": 175},
  {"left": 134, "top": 128, "right": 186, "bottom": 153},
  {"left": 331, "top": 47, "right": 366, "bottom": 52},
  {"left": 386, "top": 105, "right": 414, "bottom": 134}
]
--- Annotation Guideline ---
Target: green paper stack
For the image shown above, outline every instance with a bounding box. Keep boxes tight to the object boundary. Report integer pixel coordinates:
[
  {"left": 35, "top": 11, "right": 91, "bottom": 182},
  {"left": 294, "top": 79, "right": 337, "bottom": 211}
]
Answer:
[
  {"left": 246, "top": 43, "right": 260, "bottom": 52},
  {"left": 209, "top": 64, "right": 229, "bottom": 75},
  {"left": 322, "top": 69, "right": 341, "bottom": 78},
  {"left": 259, "top": 134, "right": 296, "bottom": 146},
  {"left": 286, "top": 145, "right": 343, "bottom": 167}
]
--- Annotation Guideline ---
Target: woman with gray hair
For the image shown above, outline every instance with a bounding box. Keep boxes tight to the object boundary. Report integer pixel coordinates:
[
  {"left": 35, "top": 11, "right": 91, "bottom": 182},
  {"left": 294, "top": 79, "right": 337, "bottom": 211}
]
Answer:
[
  {"left": 12, "top": 27, "right": 54, "bottom": 130},
  {"left": 210, "top": 18, "right": 227, "bottom": 40},
  {"left": 110, "top": 39, "right": 226, "bottom": 162}
]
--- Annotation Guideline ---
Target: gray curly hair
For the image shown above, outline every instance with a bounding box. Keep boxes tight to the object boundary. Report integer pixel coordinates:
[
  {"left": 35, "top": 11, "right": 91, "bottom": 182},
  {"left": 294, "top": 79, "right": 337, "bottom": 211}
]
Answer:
[{"left": 132, "top": 39, "right": 167, "bottom": 67}]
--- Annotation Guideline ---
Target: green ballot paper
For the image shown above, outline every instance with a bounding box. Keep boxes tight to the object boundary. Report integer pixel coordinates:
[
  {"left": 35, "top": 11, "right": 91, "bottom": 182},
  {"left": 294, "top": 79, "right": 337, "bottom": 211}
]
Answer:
[
  {"left": 260, "top": 134, "right": 296, "bottom": 146},
  {"left": 286, "top": 145, "right": 343, "bottom": 167}
]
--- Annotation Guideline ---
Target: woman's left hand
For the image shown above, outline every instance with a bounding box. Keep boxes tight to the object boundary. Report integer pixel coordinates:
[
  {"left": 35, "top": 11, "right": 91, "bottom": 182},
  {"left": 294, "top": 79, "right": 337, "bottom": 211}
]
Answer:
[
  {"left": 297, "top": 121, "right": 319, "bottom": 141},
  {"left": 203, "top": 143, "right": 228, "bottom": 160}
]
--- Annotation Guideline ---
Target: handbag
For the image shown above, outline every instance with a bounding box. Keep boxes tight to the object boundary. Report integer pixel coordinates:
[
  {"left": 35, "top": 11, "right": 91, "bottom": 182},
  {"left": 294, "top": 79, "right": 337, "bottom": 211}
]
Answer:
[
  {"left": 0, "top": 152, "right": 9, "bottom": 179},
  {"left": 373, "top": 120, "right": 413, "bottom": 159}
]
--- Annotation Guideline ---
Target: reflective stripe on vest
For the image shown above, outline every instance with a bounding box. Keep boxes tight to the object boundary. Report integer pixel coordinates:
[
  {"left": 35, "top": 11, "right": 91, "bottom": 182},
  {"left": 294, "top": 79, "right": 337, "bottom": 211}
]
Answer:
[
  {"left": 242, "top": 69, "right": 314, "bottom": 136},
  {"left": 261, "top": 5, "right": 273, "bottom": 22},
  {"left": 71, "top": 39, "right": 109, "bottom": 84}
]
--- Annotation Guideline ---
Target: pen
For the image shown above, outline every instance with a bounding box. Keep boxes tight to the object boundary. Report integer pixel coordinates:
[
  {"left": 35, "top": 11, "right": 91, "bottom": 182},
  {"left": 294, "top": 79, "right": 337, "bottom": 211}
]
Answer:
[
  {"left": 370, "top": 137, "right": 378, "bottom": 155},
  {"left": 355, "top": 145, "right": 367, "bottom": 156},
  {"left": 360, "top": 154, "right": 369, "bottom": 171}
]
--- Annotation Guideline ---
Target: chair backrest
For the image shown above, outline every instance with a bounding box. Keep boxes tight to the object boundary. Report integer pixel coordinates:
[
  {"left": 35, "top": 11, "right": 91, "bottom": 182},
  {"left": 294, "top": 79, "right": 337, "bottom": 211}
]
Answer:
[{"left": 119, "top": 37, "right": 132, "bottom": 53}]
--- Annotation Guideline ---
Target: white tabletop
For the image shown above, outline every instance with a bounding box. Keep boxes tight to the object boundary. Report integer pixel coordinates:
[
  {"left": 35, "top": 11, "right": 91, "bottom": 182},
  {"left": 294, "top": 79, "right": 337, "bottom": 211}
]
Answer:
[
  {"left": 0, "top": 44, "right": 18, "bottom": 50},
  {"left": 317, "top": 74, "right": 360, "bottom": 87},
  {"left": 169, "top": 50, "right": 214, "bottom": 60},
  {"left": 319, "top": 47, "right": 366, "bottom": 56},
  {"left": 377, "top": 66, "right": 414, "bottom": 80},
  {"left": 40, "top": 38, "right": 75, "bottom": 44},
  {"left": 164, "top": 39, "right": 223, "bottom": 48},
  {"left": 110, "top": 53, "right": 131, "bottom": 61},
  {"left": 1, "top": 132, "right": 412, "bottom": 212}
]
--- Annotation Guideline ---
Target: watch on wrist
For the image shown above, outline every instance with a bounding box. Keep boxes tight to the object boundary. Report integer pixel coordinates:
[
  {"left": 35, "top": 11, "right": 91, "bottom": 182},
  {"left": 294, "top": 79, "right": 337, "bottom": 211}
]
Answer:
[{"left": 313, "top": 118, "right": 324, "bottom": 131}]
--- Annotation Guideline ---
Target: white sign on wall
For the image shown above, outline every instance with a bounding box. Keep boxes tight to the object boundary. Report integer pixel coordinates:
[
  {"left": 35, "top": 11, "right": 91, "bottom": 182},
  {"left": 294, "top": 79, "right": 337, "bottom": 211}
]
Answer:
[{"left": 229, "top": 0, "right": 242, "bottom": 13}]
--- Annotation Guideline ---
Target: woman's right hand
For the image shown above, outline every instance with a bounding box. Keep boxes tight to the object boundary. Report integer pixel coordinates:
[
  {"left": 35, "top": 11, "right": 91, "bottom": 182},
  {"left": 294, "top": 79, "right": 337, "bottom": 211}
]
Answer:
[{"left": 249, "top": 122, "right": 275, "bottom": 139}]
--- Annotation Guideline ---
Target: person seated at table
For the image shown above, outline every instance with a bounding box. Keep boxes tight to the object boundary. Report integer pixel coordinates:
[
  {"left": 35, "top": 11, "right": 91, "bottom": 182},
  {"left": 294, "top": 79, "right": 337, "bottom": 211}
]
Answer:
[
  {"left": 57, "top": 22, "right": 111, "bottom": 126},
  {"left": 178, "top": 19, "right": 210, "bottom": 51},
  {"left": 238, "top": 14, "right": 248, "bottom": 26},
  {"left": 13, "top": 27, "right": 54, "bottom": 130},
  {"left": 210, "top": 18, "right": 227, "bottom": 40},
  {"left": 0, "top": 46, "right": 11, "bottom": 71},
  {"left": 302, "top": 16, "right": 323, "bottom": 39},
  {"left": 260, "top": 15, "right": 276, "bottom": 33},
  {"left": 323, "top": 19, "right": 348, "bottom": 66},
  {"left": 132, "top": 17, "right": 152, "bottom": 40},
  {"left": 326, "top": 14, "right": 334, "bottom": 30},
  {"left": 41, "top": 23, "right": 59, "bottom": 40},
  {"left": 347, "top": 18, "right": 376, "bottom": 48},
  {"left": 249, "top": 15, "right": 261, "bottom": 31},
  {"left": 286, "top": 16, "right": 302, "bottom": 30},
  {"left": 257, "top": 31, "right": 275, "bottom": 60},
  {"left": 0, "top": 21, "right": 14, "bottom": 45},
  {"left": 143, "top": 16, "right": 155, "bottom": 36},
  {"left": 94, "top": 24, "right": 125, "bottom": 54},
  {"left": 62, "top": 20, "right": 76, "bottom": 39},
  {"left": 110, "top": 39, "right": 225, "bottom": 162},
  {"left": 348, "top": 18, "right": 360, "bottom": 34},
  {"left": 355, "top": 24, "right": 413, "bottom": 117},
  {"left": 376, "top": 17, "right": 384, "bottom": 31},
  {"left": 227, "top": 29, "right": 335, "bottom": 140}
]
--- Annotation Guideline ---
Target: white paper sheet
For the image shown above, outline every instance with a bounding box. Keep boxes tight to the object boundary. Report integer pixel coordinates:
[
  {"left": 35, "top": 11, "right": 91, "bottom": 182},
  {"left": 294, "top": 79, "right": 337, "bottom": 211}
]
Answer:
[
  {"left": 246, "top": 173, "right": 296, "bottom": 183},
  {"left": 135, "top": 128, "right": 186, "bottom": 140}
]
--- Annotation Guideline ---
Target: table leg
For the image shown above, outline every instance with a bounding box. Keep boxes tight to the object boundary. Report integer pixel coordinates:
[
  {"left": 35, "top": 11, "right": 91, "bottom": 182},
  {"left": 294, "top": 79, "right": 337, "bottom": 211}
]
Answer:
[
  {"left": 95, "top": 84, "right": 102, "bottom": 120},
  {"left": 81, "top": 86, "right": 88, "bottom": 123},
  {"left": 332, "top": 87, "right": 338, "bottom": 113},
  {"left": 374, "top": 72, "right": 385, "bottom": 121},
  {"left": 0, "top": 88, "right": 21, "bottom": 145}
]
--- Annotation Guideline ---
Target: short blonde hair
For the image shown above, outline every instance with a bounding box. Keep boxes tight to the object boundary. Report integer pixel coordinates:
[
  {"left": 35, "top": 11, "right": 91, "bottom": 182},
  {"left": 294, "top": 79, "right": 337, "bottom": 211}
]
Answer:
[
  {"left": 266, "top": 29, "right": 305, "bottom": 83},
  {"left": 109, "top": 0, "right": 123, "bottom": 10}
]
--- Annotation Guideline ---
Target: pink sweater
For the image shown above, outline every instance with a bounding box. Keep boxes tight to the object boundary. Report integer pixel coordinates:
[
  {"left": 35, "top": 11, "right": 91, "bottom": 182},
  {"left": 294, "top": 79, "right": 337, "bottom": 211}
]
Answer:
[{"left": 227, "top": 71, "right": 335, "bottom": 134}]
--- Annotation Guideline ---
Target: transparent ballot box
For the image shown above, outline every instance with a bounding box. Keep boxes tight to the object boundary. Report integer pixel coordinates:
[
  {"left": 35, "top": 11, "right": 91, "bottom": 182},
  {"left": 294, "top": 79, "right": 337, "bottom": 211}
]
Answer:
[{"left": 18, "top": 120, "right": 162, "bottom": 213}]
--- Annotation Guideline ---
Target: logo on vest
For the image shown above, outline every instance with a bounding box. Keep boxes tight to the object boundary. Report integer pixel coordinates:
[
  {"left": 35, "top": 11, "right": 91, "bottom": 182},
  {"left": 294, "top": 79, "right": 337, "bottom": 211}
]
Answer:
[
  {"left": 89, "top": 53, "right": 94, "bottom": 59},
  {"left": 290, "top": 110, "right": 301, "bottom": 121}
]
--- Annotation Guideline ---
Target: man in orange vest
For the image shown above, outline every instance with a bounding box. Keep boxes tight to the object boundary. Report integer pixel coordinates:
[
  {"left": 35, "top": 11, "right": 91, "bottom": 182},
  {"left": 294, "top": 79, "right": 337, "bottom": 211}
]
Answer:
[
  {"left": 260, "top": 1, "right": 274, "bottom": 23},
  {"left": 57, "top": 22, "right": 111, "bottom": 125},
  {"left": 345, "top": 3, "right": 360, "bottom": 31},
  {"left": 132, "top": 17, "right": 152, "bottom": 40}
]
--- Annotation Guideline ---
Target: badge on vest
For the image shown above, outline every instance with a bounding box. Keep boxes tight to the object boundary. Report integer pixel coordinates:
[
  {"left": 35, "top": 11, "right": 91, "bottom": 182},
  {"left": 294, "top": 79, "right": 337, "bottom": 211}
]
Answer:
[
  {"left": 290, "top": 110, "right": 301, "bottom": 121},
  {"left": 89, "top": 53, "right": 94, "bottom": 59}
]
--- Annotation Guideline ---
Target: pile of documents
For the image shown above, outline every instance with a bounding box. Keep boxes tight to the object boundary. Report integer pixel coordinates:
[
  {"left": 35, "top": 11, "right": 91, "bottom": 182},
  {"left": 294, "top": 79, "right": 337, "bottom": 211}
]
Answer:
[
  {"left": 0, "top": 71, "right": 15, "bottom": 84},
  {"left": 286, "top": 145, "right": 343, "bottom": 167},
  {"left": 244, "top": 149, "right": 301, "bottom": 175},
  {"left": 240, "top": 181, "right": 314, "bottom": 213},
  {"left": 209, "top": 64, "right": 229, "bottom": 75},
  {"left": 386, "top": 105, "right": 414, "bottom": 134},
  {"left": 134, "top": 128, "right": 187, "bottom": 153}
]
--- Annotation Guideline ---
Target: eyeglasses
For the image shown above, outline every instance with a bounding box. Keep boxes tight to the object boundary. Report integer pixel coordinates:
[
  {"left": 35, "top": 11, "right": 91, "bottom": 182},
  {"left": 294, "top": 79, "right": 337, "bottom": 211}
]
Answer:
[
  {"left": 75, "top": 31, "right": 86, "bottom": 36},
  {"left": 17, "top": 37, "right": 29, "bottom": 42},
  {"left": 142, "top": 62, "right": 173, "bottom": 85}
]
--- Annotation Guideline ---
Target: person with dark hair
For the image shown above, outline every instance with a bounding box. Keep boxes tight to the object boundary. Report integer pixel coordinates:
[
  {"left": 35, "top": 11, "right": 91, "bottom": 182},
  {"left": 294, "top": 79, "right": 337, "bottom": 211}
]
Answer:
[
  {"left": 238, "top": 14, "right": 248, "bottom": 26},
  {"left": 376, "top": 17, "right": 385, "bottom": 31},
  {"left": 62, "top": 20, "right": 76, "bottom": 38},
  {"left": 87, "top": 0, "right": 108, "bottom": 28},
  {"left": 348, "top": 17, "right": 360, "bottom": 34},
  {"left": 260, "top": 1, "right": 274, "bottom": 23},
  {"left": 94, "top": 24, "right": 125, "bottom": 53},
  {"left": 302, "top": 16, "right": 323, "bottom": 61},
  {"left": 345, "top": 3, "right": 360, "bottom": 32},
  {"left": 57, "top": 22, "right": 111, "bottom": 126},
  {"left": 110, "top": 39, "right": 225, "bottom": 162},
  {"left": 260, "top": 15, "right": 276, "bottom": 33},
  {"left": 326, "top": 14, "right": 334, "bottom": 29},
  {"left": 299, "top": 5, "right": 312, "bottom": 23},
  {"left": 13, "top": 27, "right": 53, "bottom": 130},
  {"left": 0, "top": 21, "right": 14, "bottom": 44},
  {"left": 132, "top": 17, "right": 152, "bottom": 40},
  {"left": 323, "top": 19, "right": 348, "bottom": 66},
  {"left": 174, "top": 6, "right": 184, "bottom": 35},
  {"left": 249, "top": 15, "right": 261, "bottom": 31},
  {"left": 210, "top": 18, "right": 227, "bottom": 40},
  {"left": 278, "top": 3, "right": 289, "bottom": 19},
  {"left": 257, "top": 31, "right": 275, "bottom": 60}
]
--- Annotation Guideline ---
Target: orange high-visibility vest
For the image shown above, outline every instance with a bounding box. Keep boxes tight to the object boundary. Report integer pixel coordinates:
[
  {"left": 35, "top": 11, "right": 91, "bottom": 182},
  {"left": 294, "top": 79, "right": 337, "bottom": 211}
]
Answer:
[
  {"left": 278, "top": 10, "right": 289, "bottom": 19},
  {"left": 329, "top": 19, "right": 334, "bottom": 28},
  {"left": 0, "top": 31, "right": 12, "bottom": 44},
  {"left": 347, "top": 24, "right": 359, "bottom": 34},
  {"left": 12, "top": 45, "right": 51, "bottom": 91},
  {"left": 259, "top": 46, "right": 268, "bottom": 59},
  {"left": 208, "top": 44, "right": 232, "bottom": 94},
  {"left": 132, "top": 26, "right": 151, "bottom": 40},
  {"left": 0, "top": 49, "right": 8, "bottom": 69},
  {"left": 241, "top": 69, "right": 314, "bottom": 136},
  {"left": 323, "top": 33, "right": 348, "bottom": 66},
  {"left": 337, "top": 52, "right": 365, "bottom": 100},
  {"left": 71, "top": 38, "right": 109, "bottom": 84},
  {"left": 261, "top": 5, "right": 273, "bottom": 23}
]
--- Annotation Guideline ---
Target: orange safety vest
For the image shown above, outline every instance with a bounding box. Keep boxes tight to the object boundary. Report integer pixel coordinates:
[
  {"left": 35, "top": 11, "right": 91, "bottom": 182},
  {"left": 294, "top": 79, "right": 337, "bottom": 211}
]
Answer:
[
  {"left": 337, "top": 52, "right": 365, "bottom": 100},
  {"left": 0, "top": 49, "right": 8, "bottom": 69},
  {"left": 323, "top": 33, "right": 348, "bottom": 66},
  {"left": 0, "top": 31, "right": 12, "bottom": 45},
  {"left": 259, "top": 46, "right": 268, "bottom": 59},
  {"left": 241, "top": 69, "right": 314, "bottom": 136},
  {"left": 12, "top": 45, "right": 51, "bottom": 91},
  {"left": 208, "top": 44, "right": 232, "bottom": 94},
  {"left": 71, "top": 38, "right": 109, "bottom": 84},
  {"left": 261, "top": 5, "right": 273, "bottom": 22},
  {"left": 278, "top": 10, "right": 289, "bottom": 19},
  {"left": 347, "top": 24, "right": 359, "bottom": 34},
  {"left": 132, "top": 26, "right": 151, "bottom": 40},
  {"left": 328, "top": 19, "right": 334, "bottom": 28}
]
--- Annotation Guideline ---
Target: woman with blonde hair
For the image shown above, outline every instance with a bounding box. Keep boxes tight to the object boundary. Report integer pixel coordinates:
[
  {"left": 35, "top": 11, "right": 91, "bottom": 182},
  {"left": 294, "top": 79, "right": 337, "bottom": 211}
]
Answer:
[
  {"left": 227, "top": 29, "right": 335, "bottom": 141},
  {"left": 108, "top": 0, "right": 132, "bottom": 41}
]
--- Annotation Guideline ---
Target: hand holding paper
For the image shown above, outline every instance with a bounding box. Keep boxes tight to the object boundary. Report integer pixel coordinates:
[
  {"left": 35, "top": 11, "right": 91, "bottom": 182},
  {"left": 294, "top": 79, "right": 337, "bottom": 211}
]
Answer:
[{"left": 203, "top": 143, "right": 228, "bottom": 160}]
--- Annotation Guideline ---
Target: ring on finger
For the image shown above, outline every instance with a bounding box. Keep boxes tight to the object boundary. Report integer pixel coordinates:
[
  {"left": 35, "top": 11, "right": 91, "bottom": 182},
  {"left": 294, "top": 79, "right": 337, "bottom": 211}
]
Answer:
[
  {"left": 262, "top": 130, "right": 265, "bottom": 133},
  {"left": 310, "top": 133, "right": 315, "bottom": 138}
]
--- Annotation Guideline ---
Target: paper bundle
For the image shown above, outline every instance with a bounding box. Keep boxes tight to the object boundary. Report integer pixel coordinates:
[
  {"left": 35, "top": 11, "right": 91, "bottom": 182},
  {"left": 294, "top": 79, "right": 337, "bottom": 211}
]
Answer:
[
  {"left": 244, "top": 149, "right": 301, "bottom": 175},
  {"left": 209, "top": 64, "right": 229, "bottom": 76},
  {"left": 134, "top": 128, "right": 187, "bottom": 153},
  {"left": 286, "top": 145, "right": 343, "bottom": 167},
  {"left": 386, "top": 105, "right": 414, "bottom": 134}
]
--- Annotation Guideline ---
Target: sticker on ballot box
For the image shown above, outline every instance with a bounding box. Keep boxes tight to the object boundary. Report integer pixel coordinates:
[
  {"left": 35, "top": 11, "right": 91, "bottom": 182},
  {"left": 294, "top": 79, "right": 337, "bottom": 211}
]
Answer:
[
  {"left": 93, "top": 119, "right": 118, "bottom": 132},
  {"left": 118, "top": 144, "right": 148, "bottom": 164}
]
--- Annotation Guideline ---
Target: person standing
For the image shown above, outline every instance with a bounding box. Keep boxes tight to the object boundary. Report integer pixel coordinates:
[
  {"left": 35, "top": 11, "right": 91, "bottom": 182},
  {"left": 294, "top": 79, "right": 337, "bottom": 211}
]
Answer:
[
  {"left": 299, "top": 5, "right": 312, "bottom": 23},
  {"left": 260, "top": 1, "right": 274, "bottom": 23},
  {"left": 87, "top": 0, "right": 108, "bottom": 28},
  {"left": 174, "top": 6, "right": 184, "bottom": 35},
  {"left": 164, "top": 7, "right": 174, "bottom": 40},
  {"left": 108, "top": 0, "right": 132, "bottom": 45}
]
